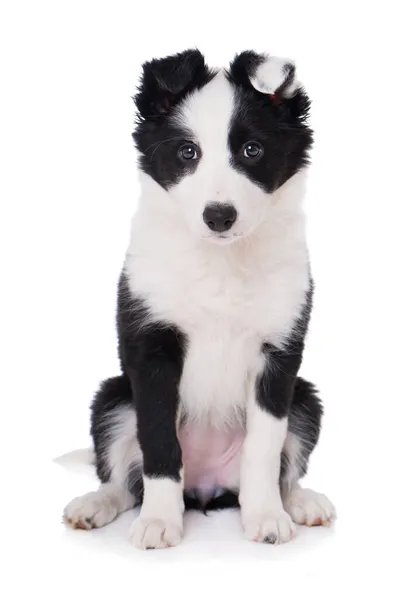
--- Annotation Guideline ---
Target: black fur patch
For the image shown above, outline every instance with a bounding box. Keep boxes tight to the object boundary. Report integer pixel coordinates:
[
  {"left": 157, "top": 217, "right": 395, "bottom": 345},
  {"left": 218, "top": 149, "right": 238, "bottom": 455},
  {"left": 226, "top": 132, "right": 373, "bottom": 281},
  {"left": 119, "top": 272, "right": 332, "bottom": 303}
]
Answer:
[
  {"left": 280, "top": 376, "right": 323, "bottom": 494},
  {"left": 256, "top": 281, "right": 314, "bottom": 418},
  {"left": 133, "top": 49, "right": 215, "bottom": 189},
  {"left": 288, "top": 377, "right": 323, "bottom": 477},
  {"left": 228, "top": 51, "right": 313, "bottom": 192},
  {"left": 91, "top": 273, "right": 187, "bottom": 491},
  {"left": 184, "top": 489, "right": 240, "bottom": 512},
  {"left": 227, "top": 50, "right": 266, "bottom": 88},
  {"left": 117, "top": 273, "right": 187, "bottom": 480},
  {"left": 128, "top": 466, "right": 144, "bottom": 506},
  {"left": 90, "top": 374, "right": 132, "bottom": 483},
  {"left": 135, "top": 49, "right": 215, "bottom": 120}
]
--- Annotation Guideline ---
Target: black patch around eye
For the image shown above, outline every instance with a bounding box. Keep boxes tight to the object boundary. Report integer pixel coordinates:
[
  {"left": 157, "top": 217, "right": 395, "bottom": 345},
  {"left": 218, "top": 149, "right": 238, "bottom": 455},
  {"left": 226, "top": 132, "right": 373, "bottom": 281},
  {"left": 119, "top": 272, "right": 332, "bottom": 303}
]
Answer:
[
  {"left": 133, "top": 117, "right": 201, "bottom": 189},
  {"left": 229, "top": 88, "right": 313, "bottom": 193},
  {"left": 132, "top": 49, "right": 214, "bottom": 189}
]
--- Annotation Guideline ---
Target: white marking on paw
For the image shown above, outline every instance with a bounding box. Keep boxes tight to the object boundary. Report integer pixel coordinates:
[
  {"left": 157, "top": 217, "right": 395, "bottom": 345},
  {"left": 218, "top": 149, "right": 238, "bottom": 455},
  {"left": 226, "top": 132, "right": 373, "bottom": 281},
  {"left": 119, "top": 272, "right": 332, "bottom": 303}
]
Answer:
[
  {"left": 63, "top": 484, "right": 132, "bottom": 530},
  {"left": 243, "top": 510, "right": 295, "bottom": 545},
  {"left": 128, "top": 476, "right": 184, "bottom": 549},
  {"left": 129, "top": 517, "right": 182, "bottom": 550},
  {"left": 63, "top": 492, "right": 118, "bottom": 530},
  {"left": 284, "top": 487, "right": 336, "bottom": 526}
]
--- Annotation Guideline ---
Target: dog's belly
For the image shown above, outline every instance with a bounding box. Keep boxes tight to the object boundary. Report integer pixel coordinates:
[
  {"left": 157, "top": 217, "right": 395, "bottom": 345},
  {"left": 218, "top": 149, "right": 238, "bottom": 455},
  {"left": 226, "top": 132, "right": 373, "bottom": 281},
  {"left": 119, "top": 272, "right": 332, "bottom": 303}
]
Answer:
[{"left": 178, "top": 423, "right": 244, "bottom": 503}]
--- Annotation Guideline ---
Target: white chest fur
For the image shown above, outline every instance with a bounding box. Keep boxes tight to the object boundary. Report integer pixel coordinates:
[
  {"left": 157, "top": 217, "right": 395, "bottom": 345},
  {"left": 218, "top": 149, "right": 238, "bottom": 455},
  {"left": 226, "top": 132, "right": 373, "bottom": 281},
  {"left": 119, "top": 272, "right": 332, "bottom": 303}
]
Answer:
[{"left": 125, "top": 182, "right": 310, "bottom": 426}]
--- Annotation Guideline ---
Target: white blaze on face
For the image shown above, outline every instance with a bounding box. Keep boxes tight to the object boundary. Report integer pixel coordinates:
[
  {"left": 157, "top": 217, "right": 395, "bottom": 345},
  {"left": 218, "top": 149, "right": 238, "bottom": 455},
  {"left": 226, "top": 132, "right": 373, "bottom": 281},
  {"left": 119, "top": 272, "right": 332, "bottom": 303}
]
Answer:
[
  {"left": 170, "top": 72, "right": 271, "bottom": 242},
  {"left": 177, "top": 71, "right": 234, "bottom": 173}
]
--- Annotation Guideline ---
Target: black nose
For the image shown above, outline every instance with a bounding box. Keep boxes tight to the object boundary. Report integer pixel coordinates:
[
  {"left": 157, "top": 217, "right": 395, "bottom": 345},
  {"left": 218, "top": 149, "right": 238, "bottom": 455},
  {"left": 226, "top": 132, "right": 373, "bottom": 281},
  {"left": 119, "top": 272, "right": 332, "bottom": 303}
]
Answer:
[{"left": 203, "top": 203, "right": 237, "bottom": 232}]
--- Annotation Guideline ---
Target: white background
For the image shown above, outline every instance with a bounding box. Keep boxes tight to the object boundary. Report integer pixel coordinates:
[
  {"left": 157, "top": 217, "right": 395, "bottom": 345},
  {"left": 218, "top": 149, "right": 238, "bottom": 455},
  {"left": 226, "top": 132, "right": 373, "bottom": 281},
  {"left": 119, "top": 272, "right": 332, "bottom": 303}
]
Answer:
[{"left": 1, "top": 1, "right": 399, "bottom": 598}]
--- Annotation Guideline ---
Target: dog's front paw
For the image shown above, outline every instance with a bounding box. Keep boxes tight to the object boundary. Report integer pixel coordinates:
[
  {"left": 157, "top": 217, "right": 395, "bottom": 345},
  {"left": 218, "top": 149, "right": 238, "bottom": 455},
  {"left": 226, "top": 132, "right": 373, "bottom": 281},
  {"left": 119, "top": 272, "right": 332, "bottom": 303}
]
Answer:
[
  {"left": 129, "top": 517, "right": 183, "bottom": 550},
  {"left": 243, "top": 510, "right": 295, "bottom": 544}
]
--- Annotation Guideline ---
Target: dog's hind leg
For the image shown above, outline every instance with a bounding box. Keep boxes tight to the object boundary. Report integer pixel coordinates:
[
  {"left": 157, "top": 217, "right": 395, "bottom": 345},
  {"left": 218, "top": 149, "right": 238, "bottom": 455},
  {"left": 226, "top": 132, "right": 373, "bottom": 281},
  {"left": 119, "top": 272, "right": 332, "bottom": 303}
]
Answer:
[
  {"left": 63, "top": 376, "right": 143, "bottom": 530},
  {"left": 280, "top": 377, "right": 336, "bottom": 526}
]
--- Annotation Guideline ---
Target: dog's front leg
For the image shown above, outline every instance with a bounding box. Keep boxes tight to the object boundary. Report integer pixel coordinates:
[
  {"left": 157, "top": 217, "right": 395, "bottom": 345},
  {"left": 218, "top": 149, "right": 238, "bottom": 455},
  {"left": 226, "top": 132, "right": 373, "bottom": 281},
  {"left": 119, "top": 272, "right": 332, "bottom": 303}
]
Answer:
[
  {"left": 240, "top": 346, "right": 300, "bottom": 544},
  {"left": 127, "top": 327, "right": 185, "bottom": 550}
]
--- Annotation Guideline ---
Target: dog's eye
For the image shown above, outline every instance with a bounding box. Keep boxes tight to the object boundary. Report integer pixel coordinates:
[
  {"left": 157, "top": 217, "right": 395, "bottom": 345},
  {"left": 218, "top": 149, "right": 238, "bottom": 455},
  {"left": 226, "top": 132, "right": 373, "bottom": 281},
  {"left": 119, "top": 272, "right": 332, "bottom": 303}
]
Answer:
[
  {"left": 179, "top": 143, "right": 198, "bottom": 161},
  {"left": 243, "top": 142, "right": 263, "bottom": 160}
]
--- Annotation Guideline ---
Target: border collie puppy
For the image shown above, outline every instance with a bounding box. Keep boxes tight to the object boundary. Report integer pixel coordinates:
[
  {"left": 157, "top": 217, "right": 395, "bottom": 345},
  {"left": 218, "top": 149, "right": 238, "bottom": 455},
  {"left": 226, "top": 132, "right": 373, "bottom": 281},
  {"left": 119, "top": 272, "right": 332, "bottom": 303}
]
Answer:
[{"left": 63, "top": 49, "right": 335, "bottom": 549}]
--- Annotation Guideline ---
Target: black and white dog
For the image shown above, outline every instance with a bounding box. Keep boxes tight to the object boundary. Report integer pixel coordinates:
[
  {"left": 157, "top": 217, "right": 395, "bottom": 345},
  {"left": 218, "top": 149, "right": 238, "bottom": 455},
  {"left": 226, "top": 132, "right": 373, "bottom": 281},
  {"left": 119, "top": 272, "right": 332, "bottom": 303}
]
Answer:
[{"left": 63, "top": 49, "right": 335, "bottom": 549}]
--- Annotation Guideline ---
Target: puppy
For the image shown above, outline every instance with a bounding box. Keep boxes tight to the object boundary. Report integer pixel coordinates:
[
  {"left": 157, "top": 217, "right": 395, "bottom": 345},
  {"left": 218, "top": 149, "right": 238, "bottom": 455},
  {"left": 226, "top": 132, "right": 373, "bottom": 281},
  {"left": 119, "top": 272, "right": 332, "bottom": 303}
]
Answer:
[{"left": 63, "top": 49, "right": 335, "bottom": 549}]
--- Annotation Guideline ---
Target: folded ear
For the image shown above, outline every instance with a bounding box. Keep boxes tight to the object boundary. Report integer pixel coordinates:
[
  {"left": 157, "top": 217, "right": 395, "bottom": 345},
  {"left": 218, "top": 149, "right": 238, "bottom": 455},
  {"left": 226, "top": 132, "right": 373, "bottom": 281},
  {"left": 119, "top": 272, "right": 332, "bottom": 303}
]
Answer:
[
  {"left": 134, "top": 49, "right": 213, "bottom": 120},
  {"left": 229, "top": 51, "right": 309, "bottom": 119},
  {"left": 248, "top": 54, "right": 298, "bottom": 97}
]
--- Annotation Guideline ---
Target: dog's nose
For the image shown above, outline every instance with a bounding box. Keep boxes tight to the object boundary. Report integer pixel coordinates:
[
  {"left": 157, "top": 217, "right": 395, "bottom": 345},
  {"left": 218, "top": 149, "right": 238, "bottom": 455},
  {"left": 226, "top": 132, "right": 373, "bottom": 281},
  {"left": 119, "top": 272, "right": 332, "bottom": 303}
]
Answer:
[{"left": 203, "top": 203, "right": 237, "bottom": 232}]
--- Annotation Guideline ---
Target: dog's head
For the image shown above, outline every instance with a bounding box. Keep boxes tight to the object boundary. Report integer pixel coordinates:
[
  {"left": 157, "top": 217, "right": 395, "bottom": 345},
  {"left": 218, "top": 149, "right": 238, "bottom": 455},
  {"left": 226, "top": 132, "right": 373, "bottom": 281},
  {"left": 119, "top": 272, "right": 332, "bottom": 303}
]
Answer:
[{"left": 133, "top": 49, "right": 312, "bottom": 244}]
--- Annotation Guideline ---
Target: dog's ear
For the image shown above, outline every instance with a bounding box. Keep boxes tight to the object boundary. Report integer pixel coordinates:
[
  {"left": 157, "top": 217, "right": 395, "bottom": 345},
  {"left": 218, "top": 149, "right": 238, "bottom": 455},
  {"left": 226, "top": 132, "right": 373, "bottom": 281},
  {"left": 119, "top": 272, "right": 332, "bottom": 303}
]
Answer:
[
  {"left": 135, "top": 49, "right": 212, "bottom": 120},
  {"left": 229, "top": 51, "right": 310, "bottom": 121}
]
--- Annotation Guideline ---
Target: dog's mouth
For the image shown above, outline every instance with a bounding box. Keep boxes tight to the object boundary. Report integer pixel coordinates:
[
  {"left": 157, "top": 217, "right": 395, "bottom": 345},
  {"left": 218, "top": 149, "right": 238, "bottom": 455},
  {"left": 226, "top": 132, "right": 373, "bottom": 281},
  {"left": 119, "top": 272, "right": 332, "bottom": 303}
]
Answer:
[{"left": 201, "top": 232, "right": 244, "bottom": 245}]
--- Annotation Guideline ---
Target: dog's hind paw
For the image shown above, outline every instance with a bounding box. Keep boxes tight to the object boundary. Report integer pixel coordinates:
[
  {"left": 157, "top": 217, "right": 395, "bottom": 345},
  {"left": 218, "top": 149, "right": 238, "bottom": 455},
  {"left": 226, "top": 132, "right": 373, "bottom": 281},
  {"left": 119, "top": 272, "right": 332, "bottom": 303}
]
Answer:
[{"left": 284, "top": 487, "right": 336, "bottom": 527}]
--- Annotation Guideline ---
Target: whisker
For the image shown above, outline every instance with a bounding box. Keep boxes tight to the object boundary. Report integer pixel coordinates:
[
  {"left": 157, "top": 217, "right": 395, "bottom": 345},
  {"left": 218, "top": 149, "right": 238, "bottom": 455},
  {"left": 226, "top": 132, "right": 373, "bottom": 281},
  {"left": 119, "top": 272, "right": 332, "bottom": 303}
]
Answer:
[
  {"left": 141, "top": 136, "right": 184, "bottom": 162},
  {"left": 143, "top": 137, "right": 181, "bottom": 153}
]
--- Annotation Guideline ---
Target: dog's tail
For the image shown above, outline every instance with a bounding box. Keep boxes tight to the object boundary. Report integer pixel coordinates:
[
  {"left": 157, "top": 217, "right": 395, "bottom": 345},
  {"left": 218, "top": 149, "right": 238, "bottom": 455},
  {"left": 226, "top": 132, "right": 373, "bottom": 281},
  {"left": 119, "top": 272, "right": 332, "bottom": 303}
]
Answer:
[{"left": 53, "top": 447, "right": 95, "bottom": 474}]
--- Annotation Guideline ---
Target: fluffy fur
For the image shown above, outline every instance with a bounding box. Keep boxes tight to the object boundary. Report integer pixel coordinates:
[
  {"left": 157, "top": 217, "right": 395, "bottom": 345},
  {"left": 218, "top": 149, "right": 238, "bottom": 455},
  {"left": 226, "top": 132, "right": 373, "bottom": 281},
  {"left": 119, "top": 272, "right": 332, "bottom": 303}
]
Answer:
[{"left": 63, "top": 50, "right": 335, "bottom": 548}]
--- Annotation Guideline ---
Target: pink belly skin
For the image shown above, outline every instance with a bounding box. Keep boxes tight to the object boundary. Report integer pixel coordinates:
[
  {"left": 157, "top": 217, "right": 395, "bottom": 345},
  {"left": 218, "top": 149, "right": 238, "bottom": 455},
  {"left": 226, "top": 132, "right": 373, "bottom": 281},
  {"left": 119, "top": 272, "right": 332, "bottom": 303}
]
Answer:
[{"left": 177, "top": 424, "right": 245, "bottom": 504}]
